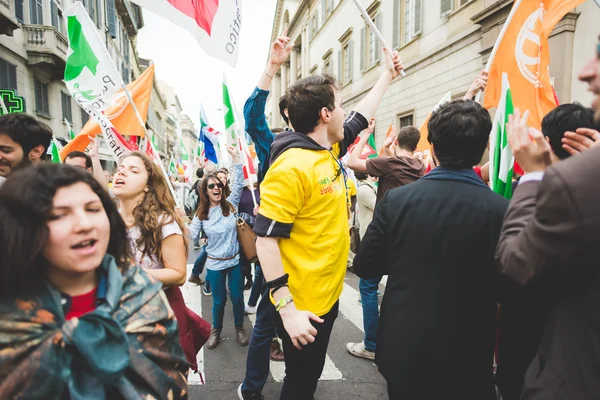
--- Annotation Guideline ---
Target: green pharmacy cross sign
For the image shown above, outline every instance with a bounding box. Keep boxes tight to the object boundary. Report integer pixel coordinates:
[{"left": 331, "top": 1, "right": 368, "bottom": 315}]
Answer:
[{"left": 0, "top": 90, "right": 25, "bottom": 115}]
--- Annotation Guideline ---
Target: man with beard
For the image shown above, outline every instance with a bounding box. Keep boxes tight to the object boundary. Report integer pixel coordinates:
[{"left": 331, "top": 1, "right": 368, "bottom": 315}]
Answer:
[
  {"left": 0, "top": 113, "right": 52, "bottom": 186},
  {"left": 496, "top": 39, "right": 600, "bottom": 399}
]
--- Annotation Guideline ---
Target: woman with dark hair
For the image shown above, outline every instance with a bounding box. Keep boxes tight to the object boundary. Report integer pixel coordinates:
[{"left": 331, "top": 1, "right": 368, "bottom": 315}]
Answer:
[
  {"left": 112, "top": 152, "right": 209, "bottom": 373},
  {"left": 0, "top": 164, "right": 187, "bottom": 399},
  {"left": 216, "top": 168, "right": 232, "bottom": 197},
  {"left": 189, "top": 146, "right": 249, "bottom": 349}
]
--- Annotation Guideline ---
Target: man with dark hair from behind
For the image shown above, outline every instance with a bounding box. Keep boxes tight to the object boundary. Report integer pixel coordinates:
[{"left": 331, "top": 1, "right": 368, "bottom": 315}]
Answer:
[
  {"left": 64, "top": 151, "right": 93, "bottom": 170},
  {"left": 542, "top": 102, "right": 600, "bottom": 160},
  {"left": 354, "top": 100, "right": 508, "bottom": 400},
  {"left": 0, "top": 113, "right": 52, "bottom": 186},
  {"left": 346, "top": 119, "right": 425, "bottom": 361}
]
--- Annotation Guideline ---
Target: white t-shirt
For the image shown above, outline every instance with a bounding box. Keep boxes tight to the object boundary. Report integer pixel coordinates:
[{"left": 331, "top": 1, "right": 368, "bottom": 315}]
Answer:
[{"left": 128, "top": 218, "right": 182, "bottom": 269}]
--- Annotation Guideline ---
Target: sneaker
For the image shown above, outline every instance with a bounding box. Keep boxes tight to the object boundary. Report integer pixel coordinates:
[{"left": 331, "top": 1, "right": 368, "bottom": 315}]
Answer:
[
  {"left": 188, "top": 274, "right": 203, "bottom": 285},
  {"left": 346, "top": 342, "right": 375, "bottom": 360},
  {"left": 203, "top": 283, "right": 212, "bottom": 296},
  {"left": 237, "top": 383, "right": 264, "bottom": 400},
  {"left": 245, "top": 304, "right": 257, "bottom": 315},
  {"left": 235, "top": 326, "right": 249, "bottom": 346},
  {"left": 377, "top": 291, "right": 383, "bottom": 297},
  {"left": 194, "top": 244, "right": 201, "bottom": 250}
]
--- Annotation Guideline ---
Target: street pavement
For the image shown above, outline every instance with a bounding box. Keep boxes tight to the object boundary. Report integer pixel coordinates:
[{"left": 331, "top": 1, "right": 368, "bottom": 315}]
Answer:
[{"left": 184, "top": 248, "right": 388, "bottom": 400}]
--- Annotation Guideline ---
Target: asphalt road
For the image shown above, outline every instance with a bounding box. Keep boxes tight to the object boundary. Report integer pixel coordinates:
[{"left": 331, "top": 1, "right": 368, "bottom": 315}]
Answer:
[{"left": 183, "top": 247, "right": 389, "bottom": 400}]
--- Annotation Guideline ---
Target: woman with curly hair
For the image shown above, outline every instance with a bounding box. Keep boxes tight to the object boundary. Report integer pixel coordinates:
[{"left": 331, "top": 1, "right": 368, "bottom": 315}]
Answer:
[
  {"left": 112, "top": 152, "right": 209, "bottom": 372},
  {"left": 189, "top": 146, "right": 248, "bottom": 349},
  {"left": 0, "top": 164, "right": 188, "bottom": 399}
]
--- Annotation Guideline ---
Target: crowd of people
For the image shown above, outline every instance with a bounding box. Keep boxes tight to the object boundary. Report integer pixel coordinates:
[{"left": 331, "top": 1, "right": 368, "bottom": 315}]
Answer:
[{"left": 1, "top": 29, "right": 600, "bottom": 400}]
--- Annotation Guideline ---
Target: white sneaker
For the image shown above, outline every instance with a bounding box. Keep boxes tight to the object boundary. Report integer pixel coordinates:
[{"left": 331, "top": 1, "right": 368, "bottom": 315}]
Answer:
[
  {"left": 245, "top": 304, "right": 257, "bottom": 315},
  {"left": 346, "top": 342, "right": 375, "bottom": 360}
]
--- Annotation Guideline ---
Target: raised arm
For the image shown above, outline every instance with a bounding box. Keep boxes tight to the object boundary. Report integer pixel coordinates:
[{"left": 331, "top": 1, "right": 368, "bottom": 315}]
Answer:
[
  {"left": 87, "top": 136, "right": 107, "bottom": 188},
  {"left": 347, "top": 119, "right": 375, "bottom": 173},
  {"left": 244, "top": 31, "right": 294, "bottom": 176}
]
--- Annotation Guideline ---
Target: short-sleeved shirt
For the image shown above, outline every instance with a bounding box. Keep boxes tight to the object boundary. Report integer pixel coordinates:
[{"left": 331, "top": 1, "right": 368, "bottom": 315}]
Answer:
[
  {"left": 128, "top": 219, "right": 182, "bottom": 270},
  {"left": 366, "top": 155, "right": 425, "bottom": 203}
]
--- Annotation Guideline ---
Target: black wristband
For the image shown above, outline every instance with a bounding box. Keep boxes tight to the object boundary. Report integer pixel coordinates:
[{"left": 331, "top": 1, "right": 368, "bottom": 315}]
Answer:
[
  {"left": 271, "top": 284, "right": 289, "bottom": 296},
  {"left": 265, "top": 274, "right": 289, "bottom": 289}
]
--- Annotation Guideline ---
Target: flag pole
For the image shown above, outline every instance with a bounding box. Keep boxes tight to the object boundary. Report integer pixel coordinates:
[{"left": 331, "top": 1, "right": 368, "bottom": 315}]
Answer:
[
  {"left": 350, "top": 0, "right": 406, "bottom": 78},
  {"left": 120, "top": 82, "right": 181, "bottom": 207},
  {"left": 593, "top": 0, "right": 600, "bottom": 9},
  {"left": 475, "top": 0, "right": 524, "bottom": 103}
]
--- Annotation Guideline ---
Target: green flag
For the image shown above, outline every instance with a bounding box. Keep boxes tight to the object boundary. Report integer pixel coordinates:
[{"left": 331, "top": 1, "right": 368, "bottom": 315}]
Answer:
[
  {"left": 64, "top": 118, "right": 75, "bottom": 141},
  {"left": 169, "top": 158, "right": 176, "bottom": 176},
  {"left": 489, "top": 73, "right": 515, "bottom": 199},
  {"left": 63, "top": 2, "right": 122, "bottom": 109},
  {"left": 180, "top": 138, "right": 189, "bottom": 161},
  {"left": 51, "top": 139, "right": 62, "bottom": 164},
  {"left": 223, "top": 79, "right": 239, "bottom": 148},
  {"left": 367, "top": 134, "right": 377, "bottom": 159}
]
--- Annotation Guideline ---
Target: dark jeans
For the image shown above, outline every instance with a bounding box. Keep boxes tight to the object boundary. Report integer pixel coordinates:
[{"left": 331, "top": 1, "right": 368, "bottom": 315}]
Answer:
[
  {"left": 359, "top": 275, "right": 381, "bottom": 352},
  {"left": 240, "top": 252, "right": 253, "bottom": 281},
  {"left": 241, "top": 282, "right": 277, "bottom": 394},
  {"left": 191, "top": 246, "right": 207, "bottom": 277},
  {"left": 274, "top": 301, "right": 339, "bottom": 400},
  {"left": 206, "top": 264, "right": 244, "bottom": 329},
  {"left": 248, "top": 264, "right": 263, "bottom": 307}
]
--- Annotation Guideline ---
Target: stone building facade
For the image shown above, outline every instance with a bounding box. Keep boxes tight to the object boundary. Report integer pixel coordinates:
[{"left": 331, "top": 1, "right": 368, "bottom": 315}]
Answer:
[{"left": 268, "top": 0, "right": 600, "bottom": 145}]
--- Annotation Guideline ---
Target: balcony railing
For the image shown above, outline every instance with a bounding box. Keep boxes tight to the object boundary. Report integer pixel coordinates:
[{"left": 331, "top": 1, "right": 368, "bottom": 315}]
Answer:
[{"left": 23, "top": 25, "right": 68, "bottom": 77}]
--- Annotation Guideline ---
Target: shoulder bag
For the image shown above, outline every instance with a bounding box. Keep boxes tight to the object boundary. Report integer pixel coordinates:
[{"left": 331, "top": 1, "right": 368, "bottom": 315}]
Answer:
[{"left": 228, "top": 202, "right": 259, "bottom": 263}]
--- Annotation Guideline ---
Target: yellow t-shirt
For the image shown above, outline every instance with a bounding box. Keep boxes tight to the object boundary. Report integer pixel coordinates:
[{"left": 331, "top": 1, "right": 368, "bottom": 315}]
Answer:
[
  {"left": 348, "top": 178, "right": 357, "bottom": 197},
  {"left": 258, "top": 144, "right": 348, "bottom": 316}
]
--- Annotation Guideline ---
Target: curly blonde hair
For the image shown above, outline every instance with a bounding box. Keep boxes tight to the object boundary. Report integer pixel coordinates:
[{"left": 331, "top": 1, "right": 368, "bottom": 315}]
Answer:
[{"left": 123, "top": 152, "right": 188, "bottom": 264}]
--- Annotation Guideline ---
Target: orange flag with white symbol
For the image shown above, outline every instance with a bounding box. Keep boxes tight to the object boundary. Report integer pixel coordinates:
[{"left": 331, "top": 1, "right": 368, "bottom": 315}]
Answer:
[
  {"left": 60, "top": 64, "right": 154, "bottom": 158},
  {"left": 483, "top": 0, "right": 585, "bottom": 128}
]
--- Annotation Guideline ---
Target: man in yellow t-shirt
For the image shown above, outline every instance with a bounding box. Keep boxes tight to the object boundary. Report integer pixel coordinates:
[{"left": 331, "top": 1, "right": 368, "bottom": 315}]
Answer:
[{"left": 254, "top": 49, "right": 404, "bottom": 399}]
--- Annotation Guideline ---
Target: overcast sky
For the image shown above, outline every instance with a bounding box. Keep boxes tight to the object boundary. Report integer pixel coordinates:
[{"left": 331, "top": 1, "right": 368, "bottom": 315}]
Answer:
[{"left": 136, "top": 0, "right": 278, "bottom": 134}]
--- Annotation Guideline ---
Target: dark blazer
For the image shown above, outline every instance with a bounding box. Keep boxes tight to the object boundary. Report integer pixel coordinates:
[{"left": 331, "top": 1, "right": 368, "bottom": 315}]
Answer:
[
  {"left": 496, "top": 145, "right": 600, "bottom": 400},
  {"left": 354, "top": 177, "right": 508, "bottom": 400}
]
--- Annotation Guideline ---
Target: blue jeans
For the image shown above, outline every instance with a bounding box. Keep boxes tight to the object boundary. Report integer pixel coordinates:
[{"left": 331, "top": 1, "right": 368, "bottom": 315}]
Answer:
[
  {"left": 248, "top": 264, "right": 263, "bottom": 307},
  {"left": 191, "top": 246, "right": 207, "bottom": 277},
  {"left": 241, "top": 282, "right": 277, "bottom": 394},
  {"left": 206, "top": 264, "right": 245, "bottom": 329},
  {"left": 360, "top": 275, "right": 382, "bottom": 352}
]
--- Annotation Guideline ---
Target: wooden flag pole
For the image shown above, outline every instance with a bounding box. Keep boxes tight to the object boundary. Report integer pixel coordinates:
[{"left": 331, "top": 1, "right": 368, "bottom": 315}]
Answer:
[
  {"left": 475, "top": 0, "right": 524, "bottom": 103},
  {"left": 350, "top": 0, "right": 406, "bottom": 78}
]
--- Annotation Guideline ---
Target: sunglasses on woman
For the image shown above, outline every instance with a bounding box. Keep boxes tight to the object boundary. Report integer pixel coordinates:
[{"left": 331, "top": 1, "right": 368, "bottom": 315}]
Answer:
[{"left": 207, "top": 182, "right": 224, "bottom": 190}]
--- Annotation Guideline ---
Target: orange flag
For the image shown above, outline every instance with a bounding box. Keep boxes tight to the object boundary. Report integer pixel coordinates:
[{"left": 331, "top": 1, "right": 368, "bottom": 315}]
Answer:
[
  {"left": 378, "top": 123, "right": 394, "bottom": 156},
  {"left": 483, "top": 0, "right": 584, "bottom": 128},
  {"left": 61, "top": 65, "right": 154, "bottom": 157}
]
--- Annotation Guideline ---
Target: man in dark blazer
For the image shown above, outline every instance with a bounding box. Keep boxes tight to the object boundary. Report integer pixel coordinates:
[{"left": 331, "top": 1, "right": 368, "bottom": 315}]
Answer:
[
  {"left": 496, "top": 48, "right": 600, "bottom": 399},
  {"left": 353, "top": 100, "right": 508, "bottom": 400}
]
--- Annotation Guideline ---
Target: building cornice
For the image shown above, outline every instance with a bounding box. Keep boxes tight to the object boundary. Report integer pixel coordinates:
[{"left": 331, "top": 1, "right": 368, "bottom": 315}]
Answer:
[
  {"left": 470, "top": 0, "right": 512, "bottom": 25},
  {"left": 288, "top": 0, "right": 310, "bottom": 35}
]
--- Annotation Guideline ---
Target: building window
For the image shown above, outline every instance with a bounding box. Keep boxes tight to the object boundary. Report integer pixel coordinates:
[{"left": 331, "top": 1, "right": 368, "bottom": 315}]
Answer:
[
  {"left": 81, "top": 107, "right": 89, "bottom": 127},
  {"left": 34, "top": 79, "right": 49, "bottom": 116},
  {"left": 399, "top": 114, "right": 414, "bottom": 128},
  {"left": 360, "top": 9, "right": 381, "bottom": 72},
  {"left": 82, "top": 0, "right": 100, "bottom": 27},
  {"left": 441, "top": 0, "right": 469, "bottom": 17},
  {"left": 106, "top": 0, "right": 117, "bottom": 38},
  {"left": 51, "top": 2, "right": 64, "bottom": 35},
  {"left": 322, "top": 0, "right": 334, "bottom": 22},
  {"left": 403, "top": 0, "right": 422, "bottom": 44},
  {"left": 62, "top": 92, "right": 73, "bottom": 124},
  {"left": 323, "top": 54, "right": 333, "bottom": 76},
  {"left": 15, "top": 0, "right": 24, "bottom": 23},
  {"left": 338, "top": 39, "right": 353, "bottom": 86},
  {"left": 122, "top": 63, "right": 130, "bottom": 84},
  {"left": 297, "top": 48, "right": 302, "bottom": 80},
  {"left": 309, "top": 11, "right": 319, "bottom": 41},
  {"left": 0, "top": 58, "right": 18, "bottom": 92},
  {"left": 29, "top": 0, "right": 43, "bottom": 25}
]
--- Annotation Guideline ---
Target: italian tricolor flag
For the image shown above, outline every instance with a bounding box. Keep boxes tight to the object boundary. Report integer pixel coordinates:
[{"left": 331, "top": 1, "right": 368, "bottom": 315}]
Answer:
[{"left": 489, "top": 73, "right": 515, "bottom": 199}]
